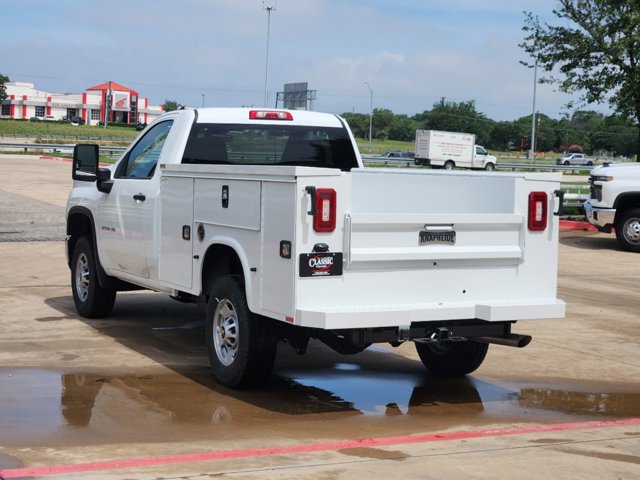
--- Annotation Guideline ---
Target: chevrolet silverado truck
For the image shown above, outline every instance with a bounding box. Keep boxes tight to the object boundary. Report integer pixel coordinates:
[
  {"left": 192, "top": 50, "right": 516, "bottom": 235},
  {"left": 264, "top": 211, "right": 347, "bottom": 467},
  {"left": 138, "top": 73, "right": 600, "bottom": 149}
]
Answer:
[
  {"left": 584, "top": 162, "right": 640, "bottom": 252},
  {"left": 66, "top": 108, "right": 565, "bottom": 388}
]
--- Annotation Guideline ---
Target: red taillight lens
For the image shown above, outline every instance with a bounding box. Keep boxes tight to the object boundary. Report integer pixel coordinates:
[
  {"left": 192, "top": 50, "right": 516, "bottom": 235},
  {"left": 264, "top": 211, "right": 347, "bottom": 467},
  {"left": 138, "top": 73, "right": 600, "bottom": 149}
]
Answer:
[
  {"left": 249, "top": 110, "right": 293, "bottom": 120},
  {"left": 528, "top": 191, "right": 548, "bottom": 231},
  {"left": 314, "top": 188, "right": 337, "bottom": 232}
]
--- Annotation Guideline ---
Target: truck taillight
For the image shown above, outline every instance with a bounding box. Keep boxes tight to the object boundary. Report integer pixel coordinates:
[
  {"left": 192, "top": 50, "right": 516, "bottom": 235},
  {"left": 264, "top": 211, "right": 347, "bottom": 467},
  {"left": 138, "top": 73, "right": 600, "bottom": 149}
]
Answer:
[
  {"left": 249, "top": 110, "right": 293, "bottom": 120},
  {"left": 528, "top": 191, "right": 548, "bottom": 231},
  {"left": 314, "top": 189, "right": 337, "bottom": 232}
]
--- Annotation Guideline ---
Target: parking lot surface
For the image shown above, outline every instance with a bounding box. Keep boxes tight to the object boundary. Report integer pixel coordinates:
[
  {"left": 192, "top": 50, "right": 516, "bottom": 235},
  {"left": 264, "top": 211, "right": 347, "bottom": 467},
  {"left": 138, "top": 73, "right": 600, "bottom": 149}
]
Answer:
[{"left": 0, "top": 155, "right": 639, "bottom": 479}]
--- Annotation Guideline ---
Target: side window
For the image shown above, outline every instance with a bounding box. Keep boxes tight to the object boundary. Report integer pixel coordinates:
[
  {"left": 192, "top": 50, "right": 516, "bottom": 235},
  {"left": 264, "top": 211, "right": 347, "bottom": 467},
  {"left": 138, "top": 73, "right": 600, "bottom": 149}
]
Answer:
[{"left": 119, "top": 120, "right": 174, "bottom": 178}]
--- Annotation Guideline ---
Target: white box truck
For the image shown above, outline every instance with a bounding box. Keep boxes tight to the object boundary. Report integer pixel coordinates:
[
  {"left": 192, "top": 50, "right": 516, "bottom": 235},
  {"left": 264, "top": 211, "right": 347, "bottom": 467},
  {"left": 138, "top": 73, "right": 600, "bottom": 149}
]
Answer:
[{"left": 414, "top": 130, "right": 497, "bottom": 171}]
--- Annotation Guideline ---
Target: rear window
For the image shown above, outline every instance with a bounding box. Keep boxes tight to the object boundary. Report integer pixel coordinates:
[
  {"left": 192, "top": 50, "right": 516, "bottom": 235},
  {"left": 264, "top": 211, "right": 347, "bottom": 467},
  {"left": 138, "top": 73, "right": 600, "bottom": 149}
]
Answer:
[{"left": 182, "top": 123, "right": 358, "bottom": 171}]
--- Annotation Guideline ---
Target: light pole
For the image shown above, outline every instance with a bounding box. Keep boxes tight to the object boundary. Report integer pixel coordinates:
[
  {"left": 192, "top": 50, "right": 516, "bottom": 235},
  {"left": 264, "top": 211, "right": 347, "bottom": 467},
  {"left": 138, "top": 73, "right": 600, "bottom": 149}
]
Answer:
[
  {"left": 202, "top": 94, "right": 205, "bottom": 108},
  {"left": 529, "top": 59, "right": 538, "bottom": 162},
  {"left": 364, "top": 82, "right": 373, "bottom": 152},
  {"left": 263, "top": 3, "right": 275, "bottom": 107}
]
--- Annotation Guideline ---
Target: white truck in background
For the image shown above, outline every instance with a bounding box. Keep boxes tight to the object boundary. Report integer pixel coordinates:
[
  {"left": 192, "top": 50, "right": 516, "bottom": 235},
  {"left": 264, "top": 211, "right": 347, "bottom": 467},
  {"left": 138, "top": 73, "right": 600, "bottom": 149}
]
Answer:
[
  {"left": 414, "top": 129, "right": 497, "bottom": 171},
  {"left": 584, "top": 162, "right": 640, "bottom": 251},
  {"left": 66, "top": 108, "right": 564, "bottom": 389}
]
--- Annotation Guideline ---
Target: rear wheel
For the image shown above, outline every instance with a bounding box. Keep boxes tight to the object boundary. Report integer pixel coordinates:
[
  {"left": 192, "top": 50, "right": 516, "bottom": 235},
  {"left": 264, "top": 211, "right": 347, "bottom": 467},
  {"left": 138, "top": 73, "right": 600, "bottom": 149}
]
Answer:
[
  {"left": 71, "top": 236, "right": 116, "bottom": 318},
  {"left": 415, "top": 340, "right": 488, "bottom": 376},
  {"left": 444, "top": 160, "right": 455, "bottom": 170},
  {"left": 206, "top": 276, "right": 278, "bottom": 388},
  {"left": 615, "top": 208, "right": 640, "bottom": 252}
]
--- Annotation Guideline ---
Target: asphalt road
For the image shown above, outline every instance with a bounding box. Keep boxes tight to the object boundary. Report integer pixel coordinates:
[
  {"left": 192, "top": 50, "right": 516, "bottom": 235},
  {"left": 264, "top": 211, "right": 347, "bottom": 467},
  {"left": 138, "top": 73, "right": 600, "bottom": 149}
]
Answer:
[{"left": 0, "top": 155, "right": 639, "bottom": 479}]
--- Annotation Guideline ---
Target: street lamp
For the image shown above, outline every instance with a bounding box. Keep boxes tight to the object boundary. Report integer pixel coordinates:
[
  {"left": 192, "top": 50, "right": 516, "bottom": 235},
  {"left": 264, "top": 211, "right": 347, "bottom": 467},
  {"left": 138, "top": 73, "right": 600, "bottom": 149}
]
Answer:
[
  {"left": 263, "top": 3, "right": 275, "bottom": 107},
  {"left": 529, "top": 59, "right": 538, "bottom": 162},
  {"left": 202, "top": 94, "right": 205, "bottom": 108},
  {"left": 364, "top": 82, "right": 373, "bottom": 152}
]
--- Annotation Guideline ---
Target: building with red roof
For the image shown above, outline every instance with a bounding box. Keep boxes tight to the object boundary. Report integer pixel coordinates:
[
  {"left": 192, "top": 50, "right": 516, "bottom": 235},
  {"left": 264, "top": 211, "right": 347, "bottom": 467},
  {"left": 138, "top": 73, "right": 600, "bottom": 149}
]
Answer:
[{"left": 1, "top": 80, "right": 164, "bottom": 125}]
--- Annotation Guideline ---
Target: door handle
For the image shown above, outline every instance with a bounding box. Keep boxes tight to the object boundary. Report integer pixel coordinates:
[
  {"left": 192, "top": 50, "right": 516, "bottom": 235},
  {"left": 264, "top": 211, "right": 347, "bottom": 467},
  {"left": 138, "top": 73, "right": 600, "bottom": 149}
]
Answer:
[{"left": 133, "top": 193, "right": 146, "bottom": 202}]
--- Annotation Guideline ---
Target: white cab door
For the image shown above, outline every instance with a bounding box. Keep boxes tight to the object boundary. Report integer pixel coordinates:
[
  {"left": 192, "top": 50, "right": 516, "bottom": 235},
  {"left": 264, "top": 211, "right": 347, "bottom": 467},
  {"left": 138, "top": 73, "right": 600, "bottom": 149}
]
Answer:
[{"left": 98, "top": 120, "right": 174, "bottom": 278}]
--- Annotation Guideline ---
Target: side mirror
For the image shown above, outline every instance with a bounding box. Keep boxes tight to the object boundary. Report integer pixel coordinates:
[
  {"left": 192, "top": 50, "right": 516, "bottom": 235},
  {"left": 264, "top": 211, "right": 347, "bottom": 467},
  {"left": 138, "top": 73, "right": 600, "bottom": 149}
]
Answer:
[
  {"left": 97, "top": 168, "right": 114, "bottom": 194},
  {"left": 72, "top": 144, "right": 100, "bottom": 181}
]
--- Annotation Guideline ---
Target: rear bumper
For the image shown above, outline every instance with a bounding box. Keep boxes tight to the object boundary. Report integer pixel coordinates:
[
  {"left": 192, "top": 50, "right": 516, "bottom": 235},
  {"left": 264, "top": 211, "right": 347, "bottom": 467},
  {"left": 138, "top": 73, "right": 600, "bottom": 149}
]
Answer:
[{"left": 295, "top": 298, "right": 565, "bottom": 330}]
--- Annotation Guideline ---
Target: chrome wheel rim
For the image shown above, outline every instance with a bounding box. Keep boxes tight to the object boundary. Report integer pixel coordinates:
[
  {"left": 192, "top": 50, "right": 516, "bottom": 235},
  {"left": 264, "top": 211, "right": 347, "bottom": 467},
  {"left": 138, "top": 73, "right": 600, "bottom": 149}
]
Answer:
[
  {"left": 213, "top": 298, "right": 239, "bottom": 366},
  {"left": 623, "top": 218, "right": 640, "bottom": 245},
  {"left": 75, "top": 252, "right": 90, "bottom": 302}
]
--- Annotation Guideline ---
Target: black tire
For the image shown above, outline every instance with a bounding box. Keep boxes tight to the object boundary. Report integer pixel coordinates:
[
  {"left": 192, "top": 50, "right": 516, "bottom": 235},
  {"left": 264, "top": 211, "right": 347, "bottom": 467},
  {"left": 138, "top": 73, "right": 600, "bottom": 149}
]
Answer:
[
  {"left": 71, "top": 236, "right": 116, "bottom": 318},
  {"left": 444, "top": 160, "right": 455, "bottom": 170},
  {"left": 563, "top": 161, "right": 570, "bottom": 166},
  {"left": 415, "top": 340, "right": 488, "bottom": 376},
  {"left": 484, "top": 162, "right": 495, "bottom": 171},
  {"left": 205, "top": 276, "right": 278, "bottom": 388},
  {"left": 586, "top": 161, "right": 593, "bottom": 166},
  {"left": 615, "top": 208, "right": 640, "bottom": 252}
]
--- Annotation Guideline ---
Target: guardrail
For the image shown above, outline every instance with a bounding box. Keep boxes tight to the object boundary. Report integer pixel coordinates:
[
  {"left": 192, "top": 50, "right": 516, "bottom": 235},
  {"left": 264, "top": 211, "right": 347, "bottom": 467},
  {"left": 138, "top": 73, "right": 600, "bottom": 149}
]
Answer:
[
  {"left": 360, "top": 155, "right": 596, "bottom": 173},
  {"left": 0, "top": 132, "right": 133, "bottom": 142},
  {"left": 0, "top": 142, "right": 126, "bottom": 157}
]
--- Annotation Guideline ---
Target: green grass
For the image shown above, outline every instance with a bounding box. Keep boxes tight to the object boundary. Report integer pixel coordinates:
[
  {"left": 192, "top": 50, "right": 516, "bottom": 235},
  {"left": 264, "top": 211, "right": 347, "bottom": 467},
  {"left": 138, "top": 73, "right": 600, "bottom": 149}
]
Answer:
[
  {"left": 355, "top": 138, "right": 414, "bottom": 155},
  {"left": 0, "top": 119, "right": 138, "bottom": 143}
]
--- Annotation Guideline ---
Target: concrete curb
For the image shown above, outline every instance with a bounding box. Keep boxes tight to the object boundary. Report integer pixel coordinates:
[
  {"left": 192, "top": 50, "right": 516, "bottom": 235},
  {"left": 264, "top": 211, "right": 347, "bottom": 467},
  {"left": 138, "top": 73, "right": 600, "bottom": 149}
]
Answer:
[{"left": 559, "top": 220, "right": 598, "bottom": 232}]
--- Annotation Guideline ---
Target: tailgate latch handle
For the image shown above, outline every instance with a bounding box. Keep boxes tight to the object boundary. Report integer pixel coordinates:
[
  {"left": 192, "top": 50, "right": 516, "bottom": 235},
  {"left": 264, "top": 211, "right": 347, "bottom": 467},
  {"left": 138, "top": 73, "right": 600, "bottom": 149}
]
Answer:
[
  {"left": 305, "top": 186, "right": 317, "bottom": 216},
  {"left": 553, "top": 189, "right": 565, "bottom": 217}
]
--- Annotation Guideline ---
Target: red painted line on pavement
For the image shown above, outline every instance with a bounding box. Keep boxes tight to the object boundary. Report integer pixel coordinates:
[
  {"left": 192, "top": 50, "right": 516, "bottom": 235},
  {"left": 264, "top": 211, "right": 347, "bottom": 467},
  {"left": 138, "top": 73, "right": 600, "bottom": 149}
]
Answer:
[{"left": 2, "top": 418, "right": 639, "bottom": 478}]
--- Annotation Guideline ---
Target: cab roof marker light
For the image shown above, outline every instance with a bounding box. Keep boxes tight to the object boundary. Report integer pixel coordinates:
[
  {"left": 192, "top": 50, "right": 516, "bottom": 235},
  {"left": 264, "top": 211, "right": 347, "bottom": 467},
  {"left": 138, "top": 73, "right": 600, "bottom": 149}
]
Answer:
[{"left": 249, "top": 110, "right": 294, "bottom": 121}]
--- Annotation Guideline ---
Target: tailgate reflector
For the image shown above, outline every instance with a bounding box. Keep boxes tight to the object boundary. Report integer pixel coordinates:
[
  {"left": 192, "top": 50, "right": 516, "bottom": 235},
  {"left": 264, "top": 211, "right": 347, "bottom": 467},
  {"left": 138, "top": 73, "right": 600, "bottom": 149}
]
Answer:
[
  {"left": 314, "top": 188, "right": 337, "bottom": 232},
  {"left": 528, "top": 191, "right": 548, "bottom": 231}
]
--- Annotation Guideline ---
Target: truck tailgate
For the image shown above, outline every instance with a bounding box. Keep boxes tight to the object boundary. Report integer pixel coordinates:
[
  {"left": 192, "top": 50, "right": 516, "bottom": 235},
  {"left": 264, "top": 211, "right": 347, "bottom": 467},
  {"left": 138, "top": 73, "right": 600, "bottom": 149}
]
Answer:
[{"left": 294, "top": 169, "right": 565, "bottom": 329}]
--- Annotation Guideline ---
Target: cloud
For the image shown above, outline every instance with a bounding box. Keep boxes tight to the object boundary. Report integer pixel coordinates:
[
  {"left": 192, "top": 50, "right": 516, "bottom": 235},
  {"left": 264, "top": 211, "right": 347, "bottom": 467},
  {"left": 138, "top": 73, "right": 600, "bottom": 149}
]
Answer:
[{"left": 0, "top": 0, "right": 610, "bottom": 120}]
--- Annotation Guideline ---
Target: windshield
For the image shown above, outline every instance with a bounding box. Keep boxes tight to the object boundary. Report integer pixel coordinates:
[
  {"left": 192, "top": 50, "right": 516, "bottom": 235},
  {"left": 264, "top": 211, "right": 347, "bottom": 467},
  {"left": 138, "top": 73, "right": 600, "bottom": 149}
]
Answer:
[{"left": 182, "top": 123, "right": 358, "bottom": 171}]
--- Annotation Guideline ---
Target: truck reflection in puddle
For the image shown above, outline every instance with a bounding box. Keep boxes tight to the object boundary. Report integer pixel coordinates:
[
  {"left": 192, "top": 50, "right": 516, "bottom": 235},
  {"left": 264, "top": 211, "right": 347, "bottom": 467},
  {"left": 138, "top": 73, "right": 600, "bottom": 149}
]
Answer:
[{"left": 2, "top": 365, "right": 638, "bottom": 448}]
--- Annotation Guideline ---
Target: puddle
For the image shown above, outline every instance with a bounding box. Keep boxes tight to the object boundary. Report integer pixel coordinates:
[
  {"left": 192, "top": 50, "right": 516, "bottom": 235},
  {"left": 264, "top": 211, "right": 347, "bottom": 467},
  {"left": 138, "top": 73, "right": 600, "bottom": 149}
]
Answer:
[{"left": 2, "top": 351, "right": 639, "bottom": 447}]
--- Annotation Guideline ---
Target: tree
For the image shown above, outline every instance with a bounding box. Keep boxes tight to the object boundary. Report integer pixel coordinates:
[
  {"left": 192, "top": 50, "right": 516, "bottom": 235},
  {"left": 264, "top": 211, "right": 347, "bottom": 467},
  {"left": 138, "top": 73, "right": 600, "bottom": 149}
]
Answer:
[
  {"left": 388, "top": 115, "right": 417, "bottom": 142},
  {"left": 371, "top": 108, "right": 395, "bottom": 138},
  {"left": 163, "top": 99, "right": 184, "bottom": 112},
  {"left": 0, "top": 74, "right": 9, "bottom": 102},
  {"left": 521, "top": 1, "right": 640, "bottom": 158},
  {"left": 341, "top": 112, "right": 369, "bottom": 139}
]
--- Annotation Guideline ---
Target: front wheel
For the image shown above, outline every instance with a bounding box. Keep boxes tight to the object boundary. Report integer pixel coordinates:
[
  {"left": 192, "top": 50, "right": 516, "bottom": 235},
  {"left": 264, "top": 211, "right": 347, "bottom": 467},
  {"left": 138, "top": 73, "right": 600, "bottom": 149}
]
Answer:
[
  {"left": 415, "top": 340, "right": 488, "bottom": 376},
  {"left": 615, "top": 208, "right": 640, "bottom": 252},
  {"left": 205, "top": 276, "right": 278, "bottom": 388},
  {"left": 484, "top": 162, "right": 495, "bottom": 171},
  {"left": 71, "top": 236, "right": 116, "bottom": 318}
]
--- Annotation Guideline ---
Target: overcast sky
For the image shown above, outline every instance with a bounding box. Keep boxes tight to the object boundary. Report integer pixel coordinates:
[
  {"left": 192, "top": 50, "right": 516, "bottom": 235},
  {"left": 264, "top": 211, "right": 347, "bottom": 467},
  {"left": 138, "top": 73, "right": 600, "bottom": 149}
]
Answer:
[{"left": 1, "top": 0, "right": 610, "bottom": 121}]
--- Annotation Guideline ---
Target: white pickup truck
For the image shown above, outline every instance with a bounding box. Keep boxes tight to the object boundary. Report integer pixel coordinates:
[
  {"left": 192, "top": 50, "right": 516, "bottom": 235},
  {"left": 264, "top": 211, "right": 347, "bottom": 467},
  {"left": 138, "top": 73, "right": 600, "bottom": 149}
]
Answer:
[
  {"left": 66, "top": 108, "right": 565, "bottom": 388},
  {"left": 584, "top": 162, "right": 640, "bottom": 252}
]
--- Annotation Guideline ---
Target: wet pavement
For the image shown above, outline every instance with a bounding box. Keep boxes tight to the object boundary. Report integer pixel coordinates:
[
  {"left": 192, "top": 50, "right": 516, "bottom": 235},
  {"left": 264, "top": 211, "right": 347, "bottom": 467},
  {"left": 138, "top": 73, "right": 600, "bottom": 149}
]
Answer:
[
  {"left": 3, "top": 349, "right": 640, "bottom": 449},
  {"left": 0, "top": 155, "right": 639, "bottom": 479}
]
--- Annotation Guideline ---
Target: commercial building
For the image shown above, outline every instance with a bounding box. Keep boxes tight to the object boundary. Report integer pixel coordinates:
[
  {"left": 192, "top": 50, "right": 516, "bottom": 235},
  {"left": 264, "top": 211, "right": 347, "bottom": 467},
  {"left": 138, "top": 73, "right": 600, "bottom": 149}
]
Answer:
[{"left": 1, "top": 81, "right": 164, "bottom": 125}]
